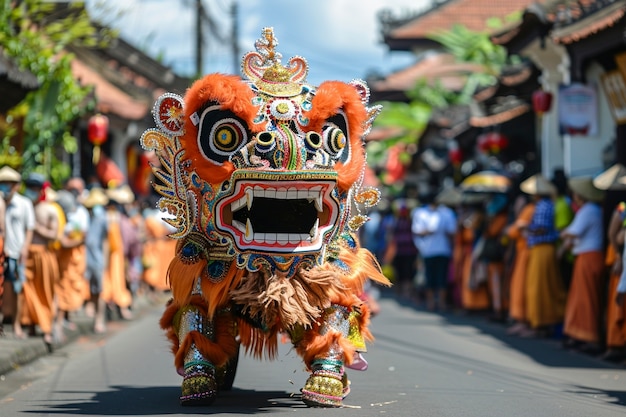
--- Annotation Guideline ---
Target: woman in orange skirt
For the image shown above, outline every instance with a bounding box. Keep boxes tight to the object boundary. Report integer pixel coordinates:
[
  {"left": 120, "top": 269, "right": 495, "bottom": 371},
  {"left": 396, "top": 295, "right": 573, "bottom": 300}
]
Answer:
[
  {"left": 505, "top": 195, "right": 535, "bottom": 334},
  {"left": 55, "top": 190, "right": 90, "bottom": 339},
  {"left": 142, "top": 209, "right": 176, "bottom": 293},
  {"left": 459, "top": 201, "right": 491, "bottom": 312},
  {"left": 603, "top": 204, "right": 626, "bottom": 362},
  {"left": 101, "top": 198, "right": 133, "bottom": 320},
  {"left": 521, "top": 174, "right": 566, "bottom": 337},
  {"left": 561, "top": 177, "right": 605, "bottom": 352}
]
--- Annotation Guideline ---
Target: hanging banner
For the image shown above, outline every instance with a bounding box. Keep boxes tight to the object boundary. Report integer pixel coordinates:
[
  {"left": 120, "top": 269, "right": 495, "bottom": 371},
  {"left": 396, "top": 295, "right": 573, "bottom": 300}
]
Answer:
[
  {"left": 601, "top": 70, "right": 626, "bottom": 124},
  {"left": 558, "top": 83, "right": 598, "bottom": 136}
]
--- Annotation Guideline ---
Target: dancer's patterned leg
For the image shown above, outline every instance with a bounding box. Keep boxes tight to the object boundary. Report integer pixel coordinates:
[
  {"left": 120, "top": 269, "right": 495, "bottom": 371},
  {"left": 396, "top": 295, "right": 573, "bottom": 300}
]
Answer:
[
  {"left": 178, "top": 306, "right": 218, "bottom": 406},
  {"left": 301, "top": 304, "right": 352, "bottom": 407}
]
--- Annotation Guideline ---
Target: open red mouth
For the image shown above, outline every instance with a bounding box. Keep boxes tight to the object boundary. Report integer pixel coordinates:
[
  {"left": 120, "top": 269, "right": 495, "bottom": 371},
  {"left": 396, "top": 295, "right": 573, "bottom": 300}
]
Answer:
[{"left": 215, "top": 172, "right": 339, "bottom": 254}]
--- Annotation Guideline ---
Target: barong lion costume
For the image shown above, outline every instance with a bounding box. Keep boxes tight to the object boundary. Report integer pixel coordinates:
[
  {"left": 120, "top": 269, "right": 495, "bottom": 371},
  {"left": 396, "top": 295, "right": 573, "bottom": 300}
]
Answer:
[{"left": 141, "top": 28, "right": 390, "bottom": 408}]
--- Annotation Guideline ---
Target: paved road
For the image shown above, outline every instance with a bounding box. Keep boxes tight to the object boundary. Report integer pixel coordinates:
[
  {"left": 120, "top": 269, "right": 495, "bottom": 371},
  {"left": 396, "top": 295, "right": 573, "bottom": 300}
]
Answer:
[{"left": 0, "top": 292, "right": 625, "bottom": 416}]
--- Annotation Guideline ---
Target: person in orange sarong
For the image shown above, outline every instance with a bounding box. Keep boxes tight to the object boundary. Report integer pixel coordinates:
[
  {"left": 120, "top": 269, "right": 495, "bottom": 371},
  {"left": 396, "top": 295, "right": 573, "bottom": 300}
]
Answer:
[
  {"left": 482, "top": 194, "right": 509, "bottom": 322},
  {"left": 141, "top": 207, "right": 176, "bottom": 293},
  {"left": 561, "top": 177, "right": 605, "bottom": 353},
  {"left": 55, "top": 188, "right": 90, "bottom": 340},
  {"left": 521, "top": 174, "right": 566, "bottom": 338},
  {"left": 504, "top": 195, "right": 536, "bottom": 335},
  {"left": 601, "top": 200, "right": 626, "bottom": 362},
  {"left": 20, "top": 174, "right": 62, "bottom": 347},
  {"left": 101, "top": 188, "right": 133, "bottom": 321},
  {"left": 459, "top": 199, "right": 490, "bottom": 312}
]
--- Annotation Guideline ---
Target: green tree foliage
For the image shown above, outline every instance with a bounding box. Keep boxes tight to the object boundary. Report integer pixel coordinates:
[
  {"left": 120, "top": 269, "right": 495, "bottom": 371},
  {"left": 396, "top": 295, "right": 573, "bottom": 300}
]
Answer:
[
  {"left": 428, "top": 24, "right": 513, "bottom": 103},
  {"left": 0, "top": 0, "right": 116, "bottom": 186},
  {"left": 370, "top": 23, "right": 516, "bottom": 180}
]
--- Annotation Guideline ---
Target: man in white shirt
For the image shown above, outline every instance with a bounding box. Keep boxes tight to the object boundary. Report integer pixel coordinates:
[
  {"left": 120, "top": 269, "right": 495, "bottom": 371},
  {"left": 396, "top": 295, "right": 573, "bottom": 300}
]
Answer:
[
  {"left": 0, "top": 166, "right": 35, "bottom": 339},
  {"left": 412, "top": 190, "right": 457, "bottom": 311}
]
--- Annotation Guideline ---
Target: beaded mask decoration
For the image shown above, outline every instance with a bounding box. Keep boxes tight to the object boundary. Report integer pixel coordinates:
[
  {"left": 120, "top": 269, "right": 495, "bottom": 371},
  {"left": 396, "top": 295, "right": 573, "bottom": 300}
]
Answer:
[{"left": 141, "top": 27, "right": 381, "bottom": 281}]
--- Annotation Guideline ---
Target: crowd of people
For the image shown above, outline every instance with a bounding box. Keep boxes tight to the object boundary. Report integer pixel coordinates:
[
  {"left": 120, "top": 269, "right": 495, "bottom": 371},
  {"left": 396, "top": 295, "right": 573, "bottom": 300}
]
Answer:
[
  {"left": 363, "top": 165, "right": 626, "bottom": 365},
  {"left": 0, "top": 166, "right": 175, "bottom": 348}
]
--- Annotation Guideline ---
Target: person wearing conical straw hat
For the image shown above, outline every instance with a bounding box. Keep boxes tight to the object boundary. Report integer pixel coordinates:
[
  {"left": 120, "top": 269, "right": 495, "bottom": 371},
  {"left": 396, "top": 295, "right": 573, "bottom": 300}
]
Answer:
[
  {"left": 55, "top": 180, "right": 91, "bottom": 340},
  {"left": 82, "top": 187, "right": 110, "bottom": 333},
  {"left": 0, "top": 166, "right": 35, "bottom": 340},
  {"left": 503, "top": 175, "right": 540, "bottom": 335},
  {"left": 593, "top": 165, "right": 626, "bottom": 362},
  {"left": 516, "top": 174, "right": 566, "bottom": 338},
  {"left": 19, "top": 173, "right": 62, "bottom": 349},
  {"left": 101, "top": 186, "right": 134, "bottom": 321},
  {"left": 456, "top": 193, "right": 491, "bottom": 312},
  {"left": 560, "top": 177, "right": 605, "bottom": 353}
]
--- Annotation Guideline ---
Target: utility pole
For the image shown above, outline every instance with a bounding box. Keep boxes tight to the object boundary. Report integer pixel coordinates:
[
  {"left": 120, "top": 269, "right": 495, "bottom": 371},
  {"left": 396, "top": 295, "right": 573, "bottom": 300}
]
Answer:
[
  {"left": 231, "top": 1, "right": 239, "bottom": 74},
  {"left": 195, "top": 0, "right": 203, "bottom": 77}
]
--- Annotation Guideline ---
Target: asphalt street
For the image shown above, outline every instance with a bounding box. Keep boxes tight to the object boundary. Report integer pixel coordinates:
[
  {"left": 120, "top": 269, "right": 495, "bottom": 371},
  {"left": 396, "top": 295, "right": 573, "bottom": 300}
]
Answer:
[{"left": 0, "top": 290, "right": 625, "bottom": 416}]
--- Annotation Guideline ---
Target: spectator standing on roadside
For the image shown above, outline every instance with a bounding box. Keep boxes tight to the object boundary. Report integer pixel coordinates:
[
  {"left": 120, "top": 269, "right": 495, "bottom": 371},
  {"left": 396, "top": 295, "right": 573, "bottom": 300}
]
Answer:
[
  {"left": 20, "top": 173, "right": 61, "bottom": 347},
  {"left": 561, "top": 177, "right": 605, "bottom": 353},
  {"left": 141, "top": 198, "right": 177, "bottom": 294},
  {"left": 388, "top": 200, "right": 418, "bottom": 299},
  {"left": 481, "top": 193, "right": 509, "bottom": 323},
  {"left": 116, "top": 186, "right": 142, "bottom": 297},
  {"left": 505, "top": 190, "right": 536, "bottom": 336},
  {"left": 102, "top": 185, "right": 134, "bottom": 320},
  {"left": 592, "top": 165, "right": 626, "bottom": 362},
  {"left": 412, "top": 190, "right": 457, "bottom": 311},
  {"left": 0, "top": 166, "right": 35, "bottom": 339},
  {"left": 82, "top": 187, "right": 110, "bottom": 333},
  {"left": 55, "top": 187, "right": 90, "bottom": 340},
  {"left": 521, "top": 174, "right": 566, "bottom": 338}
]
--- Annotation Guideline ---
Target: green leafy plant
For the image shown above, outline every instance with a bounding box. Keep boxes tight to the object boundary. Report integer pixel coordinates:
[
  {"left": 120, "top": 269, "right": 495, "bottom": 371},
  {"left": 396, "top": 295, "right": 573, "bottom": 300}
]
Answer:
[
  {"left": 370, "top": 22, "right": 518, "bottom": 188},
  {"left": 0, "top": 0, "right": 116, "bottom": 186}
]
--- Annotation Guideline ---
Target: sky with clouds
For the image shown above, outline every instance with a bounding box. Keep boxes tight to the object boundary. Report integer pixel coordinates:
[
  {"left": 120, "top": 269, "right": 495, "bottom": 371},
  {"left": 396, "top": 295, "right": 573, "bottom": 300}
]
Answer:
[{"left": 86, "top": 0, "right": 432, "bottom": 86}]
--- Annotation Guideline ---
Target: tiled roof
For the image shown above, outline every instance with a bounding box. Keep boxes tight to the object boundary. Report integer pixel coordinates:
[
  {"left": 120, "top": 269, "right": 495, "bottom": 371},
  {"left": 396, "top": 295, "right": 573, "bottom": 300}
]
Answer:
[
  {"left": 371, "top": 52, "right": 485, "bottom": 94},
  {"left": 71, "top": 59, "right": 149, "bottom": 120},
  {"left": 387, "top": 0, "right": 538, "bottom": 40},
  {"left": 547, "top": 0, "right": 626, "bottom": 44},
  {"left": 492, "top": 0, "right": 626, "bottom": 47}
]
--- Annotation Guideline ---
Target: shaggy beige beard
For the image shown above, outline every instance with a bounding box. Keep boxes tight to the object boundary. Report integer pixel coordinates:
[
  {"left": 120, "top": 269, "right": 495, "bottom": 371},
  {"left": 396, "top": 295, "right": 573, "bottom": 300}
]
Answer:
[{"left": 229, "top": 266, "right": 347, "bottom": 330}]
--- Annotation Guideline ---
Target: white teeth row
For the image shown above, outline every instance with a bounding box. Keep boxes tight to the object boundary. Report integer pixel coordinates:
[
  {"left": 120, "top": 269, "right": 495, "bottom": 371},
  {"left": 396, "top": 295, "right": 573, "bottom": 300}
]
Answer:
[
  {"left": 232, "top": 218, "right": 320, "bottom": 244},
  {"left": 230, "top": 186, "right": 324, "bottom": 213}
]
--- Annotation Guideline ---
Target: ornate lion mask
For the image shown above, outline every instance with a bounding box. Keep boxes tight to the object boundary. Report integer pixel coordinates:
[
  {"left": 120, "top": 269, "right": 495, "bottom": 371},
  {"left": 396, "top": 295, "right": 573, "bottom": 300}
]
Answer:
[{"left": 141, "top": 27, "right": 381, "bottom": 280}]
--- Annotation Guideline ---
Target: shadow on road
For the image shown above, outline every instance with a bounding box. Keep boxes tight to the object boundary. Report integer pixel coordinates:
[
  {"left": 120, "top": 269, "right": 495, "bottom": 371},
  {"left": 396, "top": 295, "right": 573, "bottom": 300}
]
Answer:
[{"left": 23, "top": 386, "right": 308, "bottom": 415}]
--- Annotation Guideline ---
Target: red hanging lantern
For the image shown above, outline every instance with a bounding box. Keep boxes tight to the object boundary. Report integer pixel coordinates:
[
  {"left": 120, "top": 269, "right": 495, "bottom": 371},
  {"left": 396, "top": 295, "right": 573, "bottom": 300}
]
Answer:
[
  {"left": 477, "top": 132, "right": 509, "bottom": 155},
  {"left": 532, "top": 89, "right": 553, "bottom": 115},
  {"left": 448, "top": 147, "right": 463, "bottom": 166},
  {"left": 477, "top": 133, "right": 491, "bottom": 152},
  {"left": 87, "top": 114, "right": 109, "bottom": 163}
]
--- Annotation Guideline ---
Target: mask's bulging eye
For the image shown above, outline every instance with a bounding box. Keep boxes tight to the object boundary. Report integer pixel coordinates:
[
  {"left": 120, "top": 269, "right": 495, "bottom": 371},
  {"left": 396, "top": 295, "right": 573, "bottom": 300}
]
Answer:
[
  {"left": 214, "top": 125, "right": 241, "bottom": 152},
  {"left": 322, "top": 112, "right": 351, "bottom": 163},
  {"left": 198, "top": 104, "right": 250, "bottom": 164},
  {"left": 323, "top": 127, "right": 346, "bottom": 159},
  {"left": 305, "top": 132, "right": 322, "bottom": 153}
]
